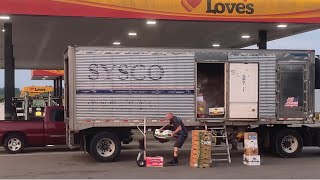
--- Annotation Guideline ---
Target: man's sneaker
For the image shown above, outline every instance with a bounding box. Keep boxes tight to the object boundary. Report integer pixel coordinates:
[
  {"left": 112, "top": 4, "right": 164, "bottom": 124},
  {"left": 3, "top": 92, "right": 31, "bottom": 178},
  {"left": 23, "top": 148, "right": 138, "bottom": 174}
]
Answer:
[{"left": 167, "top": 159, "right": 178, "bottom": 166}]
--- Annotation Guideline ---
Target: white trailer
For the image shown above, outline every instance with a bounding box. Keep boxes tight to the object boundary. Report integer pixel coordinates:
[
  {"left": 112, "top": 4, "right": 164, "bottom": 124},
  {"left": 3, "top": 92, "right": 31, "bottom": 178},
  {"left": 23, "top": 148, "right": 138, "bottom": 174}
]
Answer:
[{"left": 65, "top": 47, "right": 318, "bottom": 162}]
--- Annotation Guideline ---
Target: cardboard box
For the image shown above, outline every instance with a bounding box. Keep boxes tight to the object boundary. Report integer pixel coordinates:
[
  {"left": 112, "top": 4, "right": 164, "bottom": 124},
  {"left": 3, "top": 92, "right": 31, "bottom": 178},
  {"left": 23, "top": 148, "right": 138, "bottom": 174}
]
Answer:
[
  {"left": 190, "top": 130, "right": 213, "bottom": 168},
  {"left": 190, "top": 150, "right": 211, "bottom": 158},
  {"left": 244, "top": 147, "right": 259, "bottom": 156},
  {"left": 191, "top": 145, "right": 212, "bottom": 152},
  {"left": 192, "top": 134, "right": 211, "bottom": 141},
  {"left": 197, "top": 101, "right": 207, "bottom": 115},
  {"left": 209, "top": 107, "right": 225, "bottom": 115},
  {"left": 244, "top": 139, "right": 258, "bottom": 149},
  {"left": 243, "top": 155, "right": 261, "bottom": 166},
  {"left": 243, "top": 132, "right": 260, "bottom": 162},
  {"left": 244, "top": 132, "right": 258, "bottom": 149},
  {"left": 190, "top": 162, "right": 211, "bottom": 168},
  {"left": 192, "top": 139, "right": 212, "bottom": 146},
  {"left": 190, "top": 156, "right": 211, "bottom": 163},
  {"left": 145, "top": 157, "right": 164, "bottom": 167},
  {"left": 192, "top": 130, "right": 211, "bottom": 137},
  {"left": 197, "top": 92, "right": 203, "bottom": 97},
  {"left": 197, "top": 96, "right": 204, "bottom": 101},
  {"left": 244, "top": 132, "right": 258, "bottom": 141}
]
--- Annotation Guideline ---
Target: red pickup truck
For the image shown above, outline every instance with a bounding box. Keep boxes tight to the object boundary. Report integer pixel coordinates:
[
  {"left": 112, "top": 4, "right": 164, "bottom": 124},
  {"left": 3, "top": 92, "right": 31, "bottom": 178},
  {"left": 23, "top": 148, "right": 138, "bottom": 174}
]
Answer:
[{"left": 0, "top": 106, "right": 66, "bottom": 154}]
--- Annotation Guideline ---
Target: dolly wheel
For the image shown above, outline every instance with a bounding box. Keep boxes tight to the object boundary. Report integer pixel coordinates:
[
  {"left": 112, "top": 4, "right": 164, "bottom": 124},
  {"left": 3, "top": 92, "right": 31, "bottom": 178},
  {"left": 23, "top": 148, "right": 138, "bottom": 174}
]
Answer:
[{"left": 137, "top": 160, "right": 146, "bottom": 167}]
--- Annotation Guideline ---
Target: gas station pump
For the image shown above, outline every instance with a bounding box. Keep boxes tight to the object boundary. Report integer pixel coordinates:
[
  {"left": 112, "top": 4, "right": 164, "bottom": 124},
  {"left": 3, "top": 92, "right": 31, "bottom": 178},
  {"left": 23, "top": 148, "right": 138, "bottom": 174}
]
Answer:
[{"left": 13, "top": 86, "right": 62, "bottom": 120}]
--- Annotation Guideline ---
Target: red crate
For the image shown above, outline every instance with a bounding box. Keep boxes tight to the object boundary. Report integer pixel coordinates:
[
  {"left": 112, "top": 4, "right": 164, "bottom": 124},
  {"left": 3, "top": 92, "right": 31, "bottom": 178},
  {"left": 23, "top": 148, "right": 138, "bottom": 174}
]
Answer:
[{"left": 146, "top": 157, "right": 164, "bottom": 167}]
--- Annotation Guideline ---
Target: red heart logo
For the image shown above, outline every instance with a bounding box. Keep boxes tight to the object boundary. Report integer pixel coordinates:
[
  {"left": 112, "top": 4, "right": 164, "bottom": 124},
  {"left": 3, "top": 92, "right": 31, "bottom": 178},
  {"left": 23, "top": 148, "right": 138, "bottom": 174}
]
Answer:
[
  {"left": 181, "top": 0, "right": 202, "bottom": 12},
  {"left": 243, "top": 0, "right": 248, "bottom": 2}
]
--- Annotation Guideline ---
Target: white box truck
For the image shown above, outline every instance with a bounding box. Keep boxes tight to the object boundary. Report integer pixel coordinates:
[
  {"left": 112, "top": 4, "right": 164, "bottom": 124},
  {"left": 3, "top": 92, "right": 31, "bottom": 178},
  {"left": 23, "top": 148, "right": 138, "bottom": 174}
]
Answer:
[{"left": 64, "top": 47, "right": 319, "bottom": 162}]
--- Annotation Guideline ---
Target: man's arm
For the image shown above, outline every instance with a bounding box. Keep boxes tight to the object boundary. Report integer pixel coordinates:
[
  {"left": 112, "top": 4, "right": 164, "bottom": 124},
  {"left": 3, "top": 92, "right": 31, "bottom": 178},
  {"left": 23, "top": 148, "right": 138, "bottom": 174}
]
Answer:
[
  {"left": 171, "top": 125, "right": 182, "bottom": 136},
  {"left": 159, "top": 123, "right": 170, "bottom": 131}
]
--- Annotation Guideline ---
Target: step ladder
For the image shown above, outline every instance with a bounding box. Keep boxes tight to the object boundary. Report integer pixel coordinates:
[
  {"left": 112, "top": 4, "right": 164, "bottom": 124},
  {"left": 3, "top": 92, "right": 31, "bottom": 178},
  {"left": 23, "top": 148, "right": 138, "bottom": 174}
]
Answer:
[{"left": 206, "top": 124, "right": 231, "bottom": 164}]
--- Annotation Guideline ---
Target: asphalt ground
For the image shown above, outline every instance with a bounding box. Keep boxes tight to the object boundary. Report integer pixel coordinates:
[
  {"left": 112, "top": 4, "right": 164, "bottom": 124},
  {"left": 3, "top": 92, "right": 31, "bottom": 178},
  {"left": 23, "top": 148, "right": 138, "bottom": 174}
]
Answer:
[{"left": 1, "top": 137, "right": 320, "bottom": 179}]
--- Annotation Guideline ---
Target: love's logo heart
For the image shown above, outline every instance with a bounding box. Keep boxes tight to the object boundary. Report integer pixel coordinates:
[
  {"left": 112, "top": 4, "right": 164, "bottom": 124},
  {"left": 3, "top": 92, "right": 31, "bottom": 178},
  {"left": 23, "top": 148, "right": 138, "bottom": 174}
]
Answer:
[{"left": 181, "top": 0, "right": 203, "bottom": 12}]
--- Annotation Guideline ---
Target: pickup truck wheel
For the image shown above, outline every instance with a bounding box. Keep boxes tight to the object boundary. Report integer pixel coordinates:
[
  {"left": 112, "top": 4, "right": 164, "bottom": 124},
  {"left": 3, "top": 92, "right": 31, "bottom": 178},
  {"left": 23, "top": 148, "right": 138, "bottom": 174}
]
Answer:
[
  {"left": 4, "top": 135, "right": 25, "bottom": 154},
  {"left": 275, "top": 129, "right": 303, "bottom": 158},
  {"left": 90, "top": 132, "right": 121, "bottom": 162}
]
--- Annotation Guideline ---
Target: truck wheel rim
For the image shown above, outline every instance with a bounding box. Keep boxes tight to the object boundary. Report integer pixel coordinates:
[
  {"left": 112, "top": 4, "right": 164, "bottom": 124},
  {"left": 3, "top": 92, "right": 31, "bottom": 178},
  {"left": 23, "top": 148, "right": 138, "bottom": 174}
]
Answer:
[
  {"left": 281, "top": 135, "right": 298, "bottom": 154},
  {"left": 8, "top": 138, "right": 22, "bottom": 151},
  {"left": 96, "top": 138, "right": 115, "bottom": 157}
]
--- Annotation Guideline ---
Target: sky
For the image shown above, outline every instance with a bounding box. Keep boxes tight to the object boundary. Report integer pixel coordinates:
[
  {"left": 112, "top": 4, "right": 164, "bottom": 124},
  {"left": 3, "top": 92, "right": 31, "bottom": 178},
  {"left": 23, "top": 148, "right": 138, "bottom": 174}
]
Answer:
[{"left": 0, "top": 29, "right": 319, "bottom": 89}]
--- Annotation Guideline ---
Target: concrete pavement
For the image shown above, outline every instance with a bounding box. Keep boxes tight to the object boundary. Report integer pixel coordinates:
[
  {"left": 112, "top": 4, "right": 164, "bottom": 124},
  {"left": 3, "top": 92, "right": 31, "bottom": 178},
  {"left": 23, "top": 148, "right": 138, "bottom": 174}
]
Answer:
[{"left": 1, "top": 140, "right": 320, "bottom": 179}]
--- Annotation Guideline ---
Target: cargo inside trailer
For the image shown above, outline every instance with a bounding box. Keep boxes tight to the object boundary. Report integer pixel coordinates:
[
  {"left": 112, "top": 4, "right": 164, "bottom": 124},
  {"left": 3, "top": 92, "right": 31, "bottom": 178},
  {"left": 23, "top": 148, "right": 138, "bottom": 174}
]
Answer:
[{"left": 197, "top": 63, "right": 225, "bottom": 119}]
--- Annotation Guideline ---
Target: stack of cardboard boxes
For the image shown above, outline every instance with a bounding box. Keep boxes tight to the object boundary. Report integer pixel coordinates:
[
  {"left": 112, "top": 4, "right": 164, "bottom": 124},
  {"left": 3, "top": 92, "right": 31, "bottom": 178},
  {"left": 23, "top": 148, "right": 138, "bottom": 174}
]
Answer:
[
  {"left": 243, "top": 132, "right": 261, "bottom": 166},
  {"left": 190, "top": 130, "right": 212, "bottom": 168},
  {"left": 197, "top": 91, "right": 207, "bottom": 118}
]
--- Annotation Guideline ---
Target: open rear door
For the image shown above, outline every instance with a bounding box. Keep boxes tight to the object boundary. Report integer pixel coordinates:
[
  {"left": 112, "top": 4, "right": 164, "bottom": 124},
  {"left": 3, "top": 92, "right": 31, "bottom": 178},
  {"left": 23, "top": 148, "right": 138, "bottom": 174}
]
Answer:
[{"left": 229, "top": 63, "right": 259, "bottom": 119}]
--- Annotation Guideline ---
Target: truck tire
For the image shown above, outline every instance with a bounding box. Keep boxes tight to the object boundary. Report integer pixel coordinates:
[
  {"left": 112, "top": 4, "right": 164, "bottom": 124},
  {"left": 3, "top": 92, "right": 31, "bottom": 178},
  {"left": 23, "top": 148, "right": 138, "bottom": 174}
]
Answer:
[
  {"left": 4, "top": 134, "right": 25, "bottom": 154},
  {"left": 274, "top": 129, "right": 303, "bottom": 158},
  {"left": 90, "top": 132, "right": 121, "bottom": 162}
]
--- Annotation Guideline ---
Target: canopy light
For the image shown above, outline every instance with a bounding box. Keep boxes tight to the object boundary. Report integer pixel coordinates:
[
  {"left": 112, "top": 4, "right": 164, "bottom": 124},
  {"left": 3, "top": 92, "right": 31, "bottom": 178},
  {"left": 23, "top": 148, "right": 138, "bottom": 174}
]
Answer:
[
  {"left": 241, "top": 35, "right": 251, "bottom": 39},
  {"left": 113, "top": 42, "right": 121, "bottom": 45},
  {"left": 146, "top": 20, "right": 157, "bottom": 25},
  {"left": 0, "top": 16, "right": 10, "bottom": 20},
  {"left": 212, "top": 44, "right": 221, "bottom": 47},
  {"left": 277, "top": 24, "right": 288, "bottom": 28},
  {"left": 128, "top": 32, "right": 137, "bottom": 36}
]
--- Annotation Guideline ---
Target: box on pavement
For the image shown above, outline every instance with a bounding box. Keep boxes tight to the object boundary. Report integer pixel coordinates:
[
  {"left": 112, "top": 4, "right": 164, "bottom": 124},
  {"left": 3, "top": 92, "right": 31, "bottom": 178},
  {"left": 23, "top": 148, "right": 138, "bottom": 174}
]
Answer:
[
  {"left": 192, "top": 130, "right": 211, "bottom": 139},
  {"left": 190, "top": 155, "right": 211, "bottom": 163},
  {"left": 190, "top": 150, "right": 211, "bottom": 160},
  {"left": 190, "top": 130, "right": 212, "bottom": 168},
  {"left": 244, "top": 132, "right": 259, "bottom": 156},
  {"left": 190, "top": 162, "right": 211, "bottom": 168},
  {"left": 146, "top": 156, "right": 164, "bottom": 167},
  {"left": 243, "top": 154, "right": 261, "bottom": 166},
  {"left": 244, "top": 147, "right": 259, "bottom": 156},
  {"left": 243, "top": 132, "right": 260, "bottom": 165},
  {"left": 244, "top": 132, "right": 258, "bottom": 144},
  {"left": 192, "top": 130, "right": 212, "bottom": 149}
]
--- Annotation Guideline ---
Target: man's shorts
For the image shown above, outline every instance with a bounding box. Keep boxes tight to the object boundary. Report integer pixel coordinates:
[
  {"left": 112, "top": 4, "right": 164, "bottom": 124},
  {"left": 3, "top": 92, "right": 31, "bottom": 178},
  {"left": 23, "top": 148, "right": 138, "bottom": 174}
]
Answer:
[{"left": 174, "top": 135, "right": 188, "bottom": 148}]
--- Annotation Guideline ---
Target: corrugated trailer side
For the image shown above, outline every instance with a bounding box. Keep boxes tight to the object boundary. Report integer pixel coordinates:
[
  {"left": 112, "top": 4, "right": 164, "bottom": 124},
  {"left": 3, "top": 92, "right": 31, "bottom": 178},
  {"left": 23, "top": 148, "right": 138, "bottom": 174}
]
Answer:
[
  {"left": 71, "top": 48, "right": 199, "bottom": 131},
  {"left": 64, "top": 47, "right": 319, "bottom": 162}
]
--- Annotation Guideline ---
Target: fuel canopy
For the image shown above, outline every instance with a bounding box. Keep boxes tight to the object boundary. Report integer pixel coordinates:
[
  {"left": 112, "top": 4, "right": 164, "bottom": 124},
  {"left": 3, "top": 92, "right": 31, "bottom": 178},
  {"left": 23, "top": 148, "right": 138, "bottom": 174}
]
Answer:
[{"left": 0, "top": 0, "right": 319, "bottom": 69}]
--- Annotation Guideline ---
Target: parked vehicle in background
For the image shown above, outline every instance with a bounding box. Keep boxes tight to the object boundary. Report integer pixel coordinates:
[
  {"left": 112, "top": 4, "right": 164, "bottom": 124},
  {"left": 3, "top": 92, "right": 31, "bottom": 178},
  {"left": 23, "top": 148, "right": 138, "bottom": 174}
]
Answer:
[
  {"left": 64, "top": 47, "right": 320, "bottom": 162},
  {"left": 0, "top": 106, "right": 65, "bottom": 153}
]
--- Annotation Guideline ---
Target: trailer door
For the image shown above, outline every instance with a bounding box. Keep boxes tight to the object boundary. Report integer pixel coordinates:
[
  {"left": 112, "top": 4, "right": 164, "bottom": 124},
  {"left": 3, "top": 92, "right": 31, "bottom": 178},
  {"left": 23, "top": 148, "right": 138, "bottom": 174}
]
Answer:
[
  {"left": 278, "top": 64, "right": 306, "bottom": 120},
  {"left": 229, "top": 63, "right": 259, "bottom": 119}
]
